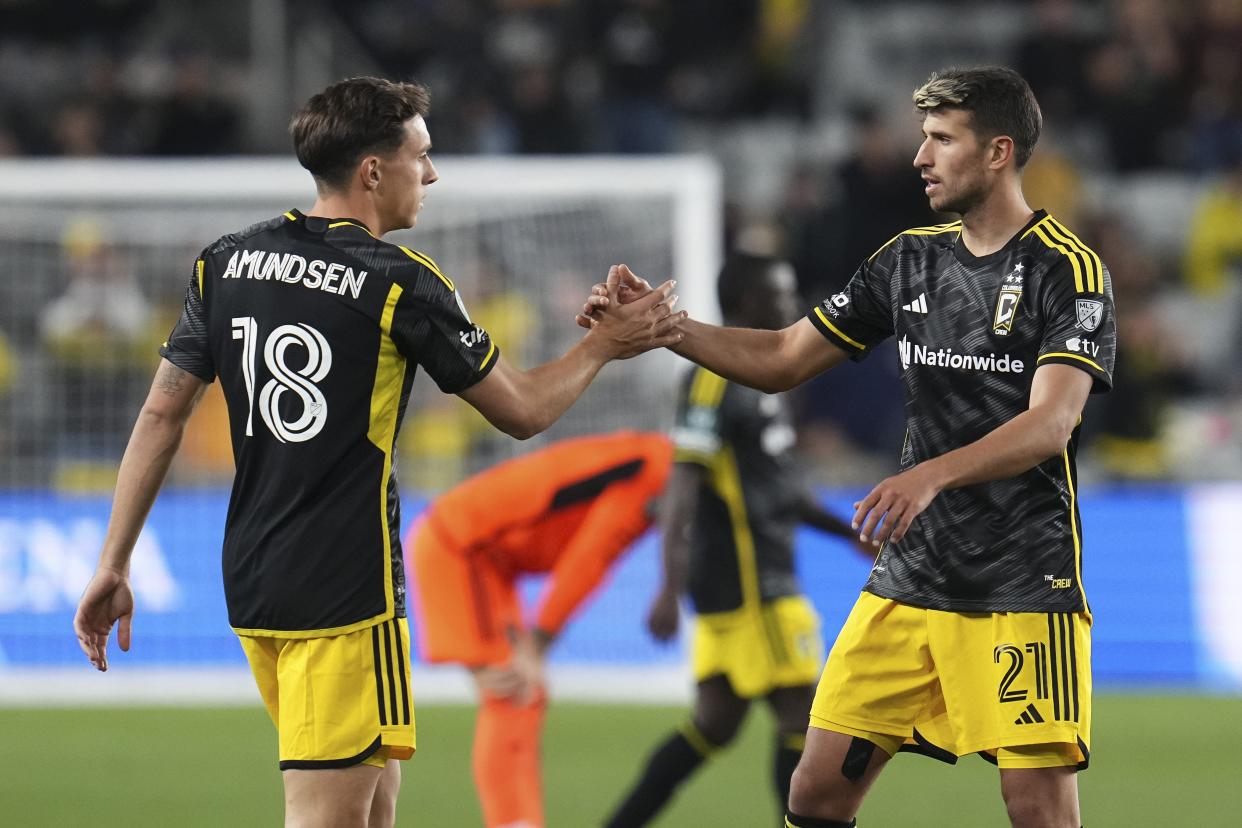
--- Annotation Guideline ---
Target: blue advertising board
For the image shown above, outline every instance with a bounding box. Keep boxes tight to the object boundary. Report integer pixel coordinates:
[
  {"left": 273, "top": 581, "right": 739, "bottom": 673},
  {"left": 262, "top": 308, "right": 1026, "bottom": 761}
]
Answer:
[{"left": 0, "top": 486, "right": 1236, "bottom": 689}]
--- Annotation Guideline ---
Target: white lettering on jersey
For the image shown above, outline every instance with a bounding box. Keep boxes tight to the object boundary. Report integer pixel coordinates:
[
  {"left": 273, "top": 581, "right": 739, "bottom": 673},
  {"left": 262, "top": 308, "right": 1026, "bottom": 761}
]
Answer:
[
  {"left": 1065, "top": 337, "right": 1100, "bottom": 358},
  {"left": 898, "top": 335, "right": 1025, "bottom": 374},
  {"left": 221, "top": 250, "right": 367, "bottom": 299}
]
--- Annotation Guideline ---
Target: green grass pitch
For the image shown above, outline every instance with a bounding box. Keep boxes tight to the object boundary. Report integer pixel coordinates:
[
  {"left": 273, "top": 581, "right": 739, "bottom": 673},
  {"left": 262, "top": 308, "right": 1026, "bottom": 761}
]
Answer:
[{"left": 2, "top": 695, "right": 1238, "bottom": 826}]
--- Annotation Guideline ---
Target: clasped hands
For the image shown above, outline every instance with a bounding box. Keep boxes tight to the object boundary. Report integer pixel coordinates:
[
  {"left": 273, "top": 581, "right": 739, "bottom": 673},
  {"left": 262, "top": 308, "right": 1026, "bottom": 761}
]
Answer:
[{"left": 577, "top": 264, "right": 684, "bottom": 356}]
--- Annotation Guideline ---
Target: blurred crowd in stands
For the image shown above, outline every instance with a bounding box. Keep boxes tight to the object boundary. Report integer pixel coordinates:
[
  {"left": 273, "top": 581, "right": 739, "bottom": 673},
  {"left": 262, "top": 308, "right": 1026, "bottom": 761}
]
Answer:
[{"left": 2, "top": 0, "right": 1241, "bottom": 485}]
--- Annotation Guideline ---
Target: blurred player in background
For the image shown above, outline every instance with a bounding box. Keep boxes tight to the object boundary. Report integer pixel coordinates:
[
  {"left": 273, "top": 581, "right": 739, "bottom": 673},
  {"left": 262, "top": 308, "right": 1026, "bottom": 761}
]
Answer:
[
  {"left": 605, "top": 253, "right": 869, "bottom": 827},
  {"left": 72, "top": 76, "right": 680, "bottom": 828},
  {"left": 406, "top": 431, "right": 673, "bottom": 828},
  {"left": 584, "top": 67, "right": 1115, "bottom": 827}
]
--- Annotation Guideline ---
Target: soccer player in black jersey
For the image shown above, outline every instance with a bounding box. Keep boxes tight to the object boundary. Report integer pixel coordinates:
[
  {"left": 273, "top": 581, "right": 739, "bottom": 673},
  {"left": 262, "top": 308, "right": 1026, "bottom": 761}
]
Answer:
[
  {"left": 583, "top": 67, "right": 1114, "bottom": 827},
  {"left": 604, "top": 254, "right": 869, "bottom": 827},
  {"left": 72, "top": 77, "right": 680, "bottom": 828}
]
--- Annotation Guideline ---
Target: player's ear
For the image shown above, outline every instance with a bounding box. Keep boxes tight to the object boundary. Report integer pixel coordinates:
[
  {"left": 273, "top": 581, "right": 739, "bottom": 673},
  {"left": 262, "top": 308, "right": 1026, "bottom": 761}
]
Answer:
[
  {"left": 989, "top": 135, "right": 1014, "bottom": 171},
  {"left": 359, "top": 156, "right": 382, "bottom": 191}
]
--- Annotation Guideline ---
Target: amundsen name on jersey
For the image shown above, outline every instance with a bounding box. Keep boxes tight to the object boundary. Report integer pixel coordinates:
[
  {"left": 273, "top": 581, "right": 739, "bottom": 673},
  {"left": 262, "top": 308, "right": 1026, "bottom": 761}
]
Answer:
[
  {"left": 898, "top": 336, "right": 1025, "bottom": 373},
  {"left": 220, "top": 250, "right": 367, "bottom": 299}
]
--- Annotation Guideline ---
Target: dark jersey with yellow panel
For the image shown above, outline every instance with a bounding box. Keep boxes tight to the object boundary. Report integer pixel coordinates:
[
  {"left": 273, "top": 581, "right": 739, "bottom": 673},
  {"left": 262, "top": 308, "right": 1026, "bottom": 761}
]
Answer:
[
  {"left": 807, "top": 211, "right": 1115, "bottom": 614},
  {"left": 160, "top": 209, "right": 498, "bottom": 636},
  {"left": 670, "top": 367, "right": 805, "bottom": 615}
]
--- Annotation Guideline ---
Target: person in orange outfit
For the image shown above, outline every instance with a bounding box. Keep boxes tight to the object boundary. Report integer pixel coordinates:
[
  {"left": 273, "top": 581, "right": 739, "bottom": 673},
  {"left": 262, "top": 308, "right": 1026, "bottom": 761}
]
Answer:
[{"left": 407, "top": 430, "right": 674, "bottom": 828}]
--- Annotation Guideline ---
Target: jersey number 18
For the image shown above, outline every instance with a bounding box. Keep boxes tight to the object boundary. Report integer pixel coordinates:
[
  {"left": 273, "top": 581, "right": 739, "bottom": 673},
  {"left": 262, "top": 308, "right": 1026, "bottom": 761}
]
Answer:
[{"left": 231, "top": 317, "right": 332, "bottom": 443}]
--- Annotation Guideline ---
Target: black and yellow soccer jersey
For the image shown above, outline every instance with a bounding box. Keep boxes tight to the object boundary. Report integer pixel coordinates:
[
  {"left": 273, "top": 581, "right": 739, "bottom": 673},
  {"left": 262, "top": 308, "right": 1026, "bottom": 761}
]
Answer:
[
  {"left": 807, "top": 211, "right": 1115, "bottom": 614},
  {"left": 160, "top": 209, "right": 498, "bottom": 636},
  {"left": 670, "top": 366, "right": 805, "bottom": 615}
]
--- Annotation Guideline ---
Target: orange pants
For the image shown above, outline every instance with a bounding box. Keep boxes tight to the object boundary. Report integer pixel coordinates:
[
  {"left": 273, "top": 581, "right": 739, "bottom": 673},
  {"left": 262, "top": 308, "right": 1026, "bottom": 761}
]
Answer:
[
  {"left": 410, "top": 516, "right": 550, "bottom": 826},
  {"left": 410, "top": 515, "right": 520, "bottom": 666}
]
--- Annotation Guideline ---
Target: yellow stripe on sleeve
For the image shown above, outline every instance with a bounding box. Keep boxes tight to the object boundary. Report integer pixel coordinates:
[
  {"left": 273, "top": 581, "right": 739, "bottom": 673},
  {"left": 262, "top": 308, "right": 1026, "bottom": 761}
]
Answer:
[
  {"left": 1046, "top": 218, "right": 1103, "bottom": 293},
  {"left": 1031, "top": 224, "right": 1086, "bottom": 293},
  {"left": 195, "top": 259, "right": 204, "bottom": 298},
  {"left": 1038, "top": 352, "right": 1103, "bottom": 372},
  {"left": 813, "top": 307, "right": 865, "bottom": 350},
  {"left": 283, "top": 211, "right": 296, "bottom": 221},
  {"left": 478, "top": 340, "right": 497, "bottom": 371},
  {"left": 398, "top": 246, "right": 455, "bottom": 291}
]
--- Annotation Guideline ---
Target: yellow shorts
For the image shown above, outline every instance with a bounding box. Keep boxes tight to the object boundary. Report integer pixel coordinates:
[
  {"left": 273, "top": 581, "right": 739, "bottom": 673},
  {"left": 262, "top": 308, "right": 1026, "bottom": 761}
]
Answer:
[
  {"left": 810, "top": 592, "right": 1091, "bottom": 770},
  {"left": 240, "top": 617, "right": 417, "bottom": 770},
  {"left": 693, "top": 595, "right": 824, "bottom": 698}
]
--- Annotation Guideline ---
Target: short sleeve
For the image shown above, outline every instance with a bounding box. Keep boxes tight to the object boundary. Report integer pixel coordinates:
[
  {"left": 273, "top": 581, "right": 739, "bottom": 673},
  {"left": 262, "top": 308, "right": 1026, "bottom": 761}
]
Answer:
[
  {"left": 806, "top": 242, "right": 897, "bottom": 361},
  {"left": 669, "top": 368, "right": 727, "bottom": 466},
  {"left": 1034, "top": 259, "right": 1116, "bottom": 393},
  {"left": 158, "top": 257, "right": 215, "bottom": 382},
  {"left": 389, "top": 264, "right": 499, "bottom": 394}
]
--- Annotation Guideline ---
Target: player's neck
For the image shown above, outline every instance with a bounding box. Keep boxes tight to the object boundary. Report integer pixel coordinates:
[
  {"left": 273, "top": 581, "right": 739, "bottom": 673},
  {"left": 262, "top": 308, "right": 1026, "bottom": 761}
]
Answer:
[
  {"left": 957, "top": 185, "right": 1033, "bottom": 258},
  {"left": 307, "top": 193, "right": 386, "bottom": 236}
]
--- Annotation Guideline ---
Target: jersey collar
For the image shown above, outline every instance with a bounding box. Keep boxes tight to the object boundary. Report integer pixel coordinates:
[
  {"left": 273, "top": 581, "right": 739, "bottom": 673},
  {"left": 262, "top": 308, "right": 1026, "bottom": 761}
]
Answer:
[
  {"left": 287, "top": 209, "right": 375, "bottom": 236},
  {"left": 952, "top": 209, "right": 1046, "bottom": 269}
]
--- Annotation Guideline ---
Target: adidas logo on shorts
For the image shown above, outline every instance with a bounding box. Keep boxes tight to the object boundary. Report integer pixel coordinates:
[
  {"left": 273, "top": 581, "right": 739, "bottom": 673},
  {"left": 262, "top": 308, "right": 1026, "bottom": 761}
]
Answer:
[{"left": 1013, "top": 703, "right": 1045, "bottom": 725}]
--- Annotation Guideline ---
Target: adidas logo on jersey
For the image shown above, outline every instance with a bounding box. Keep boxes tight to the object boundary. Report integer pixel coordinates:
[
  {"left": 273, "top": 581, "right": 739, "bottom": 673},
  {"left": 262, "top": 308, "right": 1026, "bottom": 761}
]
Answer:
[{"left": 902, "top": 293, "right": 929, "bottom": 314}]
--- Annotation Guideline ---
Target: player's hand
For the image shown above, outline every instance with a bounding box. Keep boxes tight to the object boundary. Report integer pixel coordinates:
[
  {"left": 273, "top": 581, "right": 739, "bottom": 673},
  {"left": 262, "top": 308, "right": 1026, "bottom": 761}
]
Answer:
[
  {"left": 575, "top": 264, "right": 654, "bottom": 329},
  {"left": 73, "top": 566, "right": 134, "bottom": 672},
  {"left": 852, "top": 463, "right": 944, "bottom": 548},
  {"left": 584, "top": 265, "right": 684, "bottom": 359},
  {"left": 646, "top": 587, "right": 680, "bottom": 642},
  {"left": 508, "top": 628, "right": 548, "bottom": 705},
  {"left": 473, "top": 665, "right": 526, "bottom": 699}
]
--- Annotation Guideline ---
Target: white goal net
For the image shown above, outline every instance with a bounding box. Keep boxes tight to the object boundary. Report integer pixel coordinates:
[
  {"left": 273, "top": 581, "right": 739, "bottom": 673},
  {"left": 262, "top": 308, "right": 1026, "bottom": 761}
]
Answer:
[{"left": 0, "top": 156, "right": 721, "bottom": 489}]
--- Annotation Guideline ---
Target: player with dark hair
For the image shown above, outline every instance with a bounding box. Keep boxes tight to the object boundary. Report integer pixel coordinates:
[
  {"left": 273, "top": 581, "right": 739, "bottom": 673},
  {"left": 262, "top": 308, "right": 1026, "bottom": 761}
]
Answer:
[
  {"left": 407, "top": 431, "right": 673, "bottom": 828},
  {"left": 604, "top": 253, "right": 868, "bottom": 827},
  {"left": 584, "top": 66, "right": 1115, "bottom": 827},
  {"left": 72, "top": 76, "right": 679, "bottom": 828}
]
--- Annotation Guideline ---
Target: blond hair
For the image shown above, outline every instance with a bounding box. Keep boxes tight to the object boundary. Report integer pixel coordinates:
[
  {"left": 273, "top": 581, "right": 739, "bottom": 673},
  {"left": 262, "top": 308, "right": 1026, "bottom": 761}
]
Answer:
[{"left": 913, "top": 67, "right": 1042, "bottom": 167}]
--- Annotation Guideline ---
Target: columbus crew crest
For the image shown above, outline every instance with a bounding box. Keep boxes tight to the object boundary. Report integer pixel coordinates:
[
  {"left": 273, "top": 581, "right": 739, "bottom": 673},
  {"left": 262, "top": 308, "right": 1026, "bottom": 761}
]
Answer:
[{"left": 993, "top": 263, "right": 1025, "bottom": 336}]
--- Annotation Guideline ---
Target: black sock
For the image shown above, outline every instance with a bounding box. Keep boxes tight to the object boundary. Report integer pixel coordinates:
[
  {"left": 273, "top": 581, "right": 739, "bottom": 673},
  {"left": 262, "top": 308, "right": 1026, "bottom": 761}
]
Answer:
[
  {"left": 784, "top": 813, "right": 856, "bottom": 828},
  {"left": 774, "top": 732, "right": 805, "bottom": 813},
  {"left": 604, "top": 725, "right": 715, "bottom": 827}
]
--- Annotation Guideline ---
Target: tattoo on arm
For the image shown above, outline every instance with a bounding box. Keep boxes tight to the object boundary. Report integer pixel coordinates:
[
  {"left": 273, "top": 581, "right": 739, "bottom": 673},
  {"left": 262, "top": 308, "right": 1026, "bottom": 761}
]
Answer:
[{"left": 157, "top": 363, "right": 189, "bottom": 397}]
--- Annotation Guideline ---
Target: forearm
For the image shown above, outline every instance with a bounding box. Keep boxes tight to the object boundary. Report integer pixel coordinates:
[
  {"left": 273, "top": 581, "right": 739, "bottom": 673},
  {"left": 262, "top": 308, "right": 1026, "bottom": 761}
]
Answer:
[
  {"left": 670, "top": 316, "right": 846, "bottom": 394},
  {"left": 98, "top": 409, "right": 190, "bottom": 573},
  {"left": 920, "top": 405, "right": 1074, "bottom": 492},
  {"left": 658, "top": 472, "right": 700, "bottom": 594},
  {"left": 670, "top": 319, "right": 800, "bottom": 393},
  {"left": 525, "top": 338, "right": 610, "bottom": 429},
  {"left": 480, "top": 338, "right": 610, "bottom": 440}
]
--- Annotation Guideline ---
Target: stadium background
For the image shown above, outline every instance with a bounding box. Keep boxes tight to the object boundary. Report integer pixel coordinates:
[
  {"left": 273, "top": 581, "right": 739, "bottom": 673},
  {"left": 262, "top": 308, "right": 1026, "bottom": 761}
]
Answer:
[{"left": 2, "top": 0, "right": 1241, "bottom": 825}]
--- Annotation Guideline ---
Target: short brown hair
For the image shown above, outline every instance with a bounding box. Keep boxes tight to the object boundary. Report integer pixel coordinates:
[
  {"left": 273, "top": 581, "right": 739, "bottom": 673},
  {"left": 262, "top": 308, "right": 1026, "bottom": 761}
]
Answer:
[
  {"left": 290, "top": 77, "right": 430, "bottom": 190},
  {"left": 913, "top": 67, "right": 1042, "bottom": 168}
]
